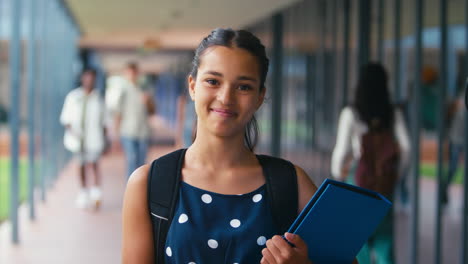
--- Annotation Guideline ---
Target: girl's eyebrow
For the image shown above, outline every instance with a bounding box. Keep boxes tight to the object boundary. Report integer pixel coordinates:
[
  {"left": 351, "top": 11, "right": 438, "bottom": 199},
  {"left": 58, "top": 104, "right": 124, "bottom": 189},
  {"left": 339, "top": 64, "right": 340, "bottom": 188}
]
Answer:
[
  {"left": 203, "top": 71, "right": 258, "bottom": 82},
  {"left": 238, "top": 76, "right": 258, "bottom": 82},
  {"left": 203, "top": 70, "right": 223, "bottom": 77}
]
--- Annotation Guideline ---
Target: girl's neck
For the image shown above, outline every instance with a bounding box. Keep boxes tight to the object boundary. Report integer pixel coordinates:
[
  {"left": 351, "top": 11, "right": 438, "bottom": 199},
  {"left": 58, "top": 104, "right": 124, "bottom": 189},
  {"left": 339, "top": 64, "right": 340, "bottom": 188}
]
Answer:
[{"left": 187, "top": 130, "right": 256, "bottom": 170}]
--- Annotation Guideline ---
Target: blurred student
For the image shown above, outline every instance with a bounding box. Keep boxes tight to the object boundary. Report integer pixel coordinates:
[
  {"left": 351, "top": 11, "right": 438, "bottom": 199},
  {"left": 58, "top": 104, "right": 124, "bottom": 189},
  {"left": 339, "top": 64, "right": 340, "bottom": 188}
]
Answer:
[
  {"left": 443, "top": 92, "right": 465, "bottom": 204},
  {"left": 115, "top": 62, "right": 156, "bottom": 179},
  {"left": 331, "top": 63, "right": 411, "bottom": 264},
  {"left": 60, "top": 68, "right": 108, "bottom": 209},
  {"left": 421, "top": 66, "right": 439, "bottom": 132}
]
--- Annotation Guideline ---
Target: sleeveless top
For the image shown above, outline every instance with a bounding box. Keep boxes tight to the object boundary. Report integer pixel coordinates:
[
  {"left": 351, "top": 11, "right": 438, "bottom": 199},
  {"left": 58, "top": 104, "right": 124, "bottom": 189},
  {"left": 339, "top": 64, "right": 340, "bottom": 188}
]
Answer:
[{"left": 164, "top": 181, "right": 278, "bottom": 263}]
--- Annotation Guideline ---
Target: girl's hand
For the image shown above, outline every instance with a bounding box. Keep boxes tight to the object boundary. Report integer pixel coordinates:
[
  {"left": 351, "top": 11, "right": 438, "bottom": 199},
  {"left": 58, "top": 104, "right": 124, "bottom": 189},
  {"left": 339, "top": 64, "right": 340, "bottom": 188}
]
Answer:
[{"left": 261, "top": 233, "right": 312, "bottom": 264}]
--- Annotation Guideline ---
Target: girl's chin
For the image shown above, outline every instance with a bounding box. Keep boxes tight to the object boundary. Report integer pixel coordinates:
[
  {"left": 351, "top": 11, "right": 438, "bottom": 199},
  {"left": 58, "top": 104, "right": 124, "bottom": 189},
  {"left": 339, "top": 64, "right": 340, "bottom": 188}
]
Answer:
[{"left": 209, "top": 127, "right": 244, "bottom": 139}]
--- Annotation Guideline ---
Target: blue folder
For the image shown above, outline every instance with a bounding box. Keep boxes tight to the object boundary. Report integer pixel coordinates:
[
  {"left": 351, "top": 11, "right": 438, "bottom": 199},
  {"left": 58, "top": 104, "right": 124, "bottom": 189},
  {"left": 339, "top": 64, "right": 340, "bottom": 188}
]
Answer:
[{"left": 287, "top": 178, "right": 392, "bottom": 264}]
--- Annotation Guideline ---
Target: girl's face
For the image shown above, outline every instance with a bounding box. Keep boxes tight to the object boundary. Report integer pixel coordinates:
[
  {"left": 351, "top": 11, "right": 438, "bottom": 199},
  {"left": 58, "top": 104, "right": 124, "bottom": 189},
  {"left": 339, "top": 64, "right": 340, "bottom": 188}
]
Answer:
[{"left": 188, "top": 46, "right": 265, "bottom": 139}]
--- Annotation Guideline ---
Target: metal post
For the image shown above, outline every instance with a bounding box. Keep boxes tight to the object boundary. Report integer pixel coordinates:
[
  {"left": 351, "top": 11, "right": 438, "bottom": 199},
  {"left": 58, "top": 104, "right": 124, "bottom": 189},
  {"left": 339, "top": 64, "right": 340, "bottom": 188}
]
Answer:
[
  {"left": 9, "top": 0, "right": 22, "bottom": 244},
  {"left": 358, "top": 0, "right": 371, "bottom": 67},
  {"left": 49, "top": 0, "right": 58, "bottom": 187},
  {"left": 51, "top": 4, "right": 60, "bottom": 183},
  {"left": 311, "top": 57, "right": 317, "bottom": 148},
  {"left": 56, "top": 3, "right": 63, "bottom": 177},
  {"left": 317, "top": 0, "right": 326, "bottom": 176},
  {"left": 463, "top": 79, "right": 468, "bottom": 264},
  {"left": 271, "top": 13, "right": 283, "bottom": 157},
  {"left": 462, "top": 2, "right": 468, "bottom": 262},
  {"left": 435, "top": 0, "right": 448, "bottom": 263},
  {"left": 37, "top": 0, "right": 43, "bottom": 202},
  {"left": 47, "top": 0, "right": 55, "bottom": 187},
  {"left": 342, "top": 0, "right": 350, "bottom": 108},
  {"left": 59, "top": 20, "right": 69, "bottom": 172},
  {"left": 411, "top": 0, "right": 423, "bottom": 263},
  {"left": 49, "top": 0, "right": 57, "bottom": 181},
  {"left": 377, "top": 0, "right": 385, "bottom": 62},
  {"left": 306, "top": 55, "right": 315, "bottom": 149},
  {"left": 330, "top": 0, "right": 338, "bottom": 132},
  {"left": 394, "top": 0, "right": 402, "bottom": 102},
  {"left": 40, "top": 0, "right": 50, "bottom": 201},
  {"left": 27, "top": 0, "right": 37, "bottom": 221}
]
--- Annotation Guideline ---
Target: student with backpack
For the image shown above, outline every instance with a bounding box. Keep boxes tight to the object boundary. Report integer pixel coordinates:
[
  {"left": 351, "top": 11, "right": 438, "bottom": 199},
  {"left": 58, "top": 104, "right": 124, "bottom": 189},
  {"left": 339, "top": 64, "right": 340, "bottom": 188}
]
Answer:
[
  {"left": 122, "top": 28, "right": 319, "bottom": 263},
  {"left": 331, "top": 63, "right": 411, "bottom": 264}
]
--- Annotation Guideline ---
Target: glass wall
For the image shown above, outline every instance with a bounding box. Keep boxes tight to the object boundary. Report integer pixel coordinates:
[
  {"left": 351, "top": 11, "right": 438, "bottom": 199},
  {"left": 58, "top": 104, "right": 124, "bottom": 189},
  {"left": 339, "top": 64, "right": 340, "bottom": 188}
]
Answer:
[
  {"left": 248, "top": 0, "right": 468, "bottom": 262},
  {"left": 0, "top": 0, "right": 81, "bottom": 243}
]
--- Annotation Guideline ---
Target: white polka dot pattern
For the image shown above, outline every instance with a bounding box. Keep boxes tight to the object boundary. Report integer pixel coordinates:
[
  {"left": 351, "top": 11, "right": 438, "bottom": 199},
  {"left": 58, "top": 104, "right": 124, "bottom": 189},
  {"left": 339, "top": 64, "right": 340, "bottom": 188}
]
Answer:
[
  {"left": 257, "top": 236, "right": 267, "bottom": 246},
  {"left": 166, "top": 183, "right": 275, "bottom": 262},
  {"left": 230, "top": 219, "right": 241, "bottom": 228},
  {"left": 166, "top": 247, "right": 172, "bottom": 257},
  {"left": 208, "top": 239, "right": 219, "bottom": 249},
  {"left": 178, "top": 213, "right": 188, "bottom": 224},
  {"left": 201, "top": 194, "right": 213, "bottom": 204},
  {"left": 252, "top": 194, "right": 263, "bottom": 203}
]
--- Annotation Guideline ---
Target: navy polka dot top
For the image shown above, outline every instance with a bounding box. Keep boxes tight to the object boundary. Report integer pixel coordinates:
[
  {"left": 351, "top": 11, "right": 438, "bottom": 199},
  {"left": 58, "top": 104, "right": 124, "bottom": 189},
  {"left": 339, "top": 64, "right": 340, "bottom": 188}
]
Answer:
[{"left": 164, "top": 181, "right": 278, "bottom": 263}]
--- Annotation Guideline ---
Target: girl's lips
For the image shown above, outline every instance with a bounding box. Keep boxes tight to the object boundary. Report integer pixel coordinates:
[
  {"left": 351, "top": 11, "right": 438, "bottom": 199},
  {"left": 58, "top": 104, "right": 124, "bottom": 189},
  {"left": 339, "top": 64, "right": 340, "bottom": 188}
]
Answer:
[{"left": 211, "top": 108, "right": 237, "bottom": 117}]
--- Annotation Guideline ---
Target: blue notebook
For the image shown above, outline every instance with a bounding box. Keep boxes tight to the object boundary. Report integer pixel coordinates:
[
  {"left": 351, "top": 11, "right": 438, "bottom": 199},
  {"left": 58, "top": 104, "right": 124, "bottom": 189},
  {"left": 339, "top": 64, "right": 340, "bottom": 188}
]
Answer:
[{"left": 287, "top": 178, "right": 392, "bottom": 264}]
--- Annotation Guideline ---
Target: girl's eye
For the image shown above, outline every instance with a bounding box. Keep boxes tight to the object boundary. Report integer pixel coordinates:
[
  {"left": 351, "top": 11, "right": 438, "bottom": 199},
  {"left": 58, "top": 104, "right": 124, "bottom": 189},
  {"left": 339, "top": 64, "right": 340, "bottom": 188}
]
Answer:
[
  {"left": 206, "top": 79, "right": 219, "bottom": 86},
  {"left": 238, "top": 84, "right": 252, "bottom": 91}
]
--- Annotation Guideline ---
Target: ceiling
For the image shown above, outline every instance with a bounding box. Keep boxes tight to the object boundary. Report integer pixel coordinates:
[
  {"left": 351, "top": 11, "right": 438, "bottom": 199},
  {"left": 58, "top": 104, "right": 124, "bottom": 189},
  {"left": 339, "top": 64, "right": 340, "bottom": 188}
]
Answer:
[{"left": 65, "top": 0, "right": 301, "bottom": 49}]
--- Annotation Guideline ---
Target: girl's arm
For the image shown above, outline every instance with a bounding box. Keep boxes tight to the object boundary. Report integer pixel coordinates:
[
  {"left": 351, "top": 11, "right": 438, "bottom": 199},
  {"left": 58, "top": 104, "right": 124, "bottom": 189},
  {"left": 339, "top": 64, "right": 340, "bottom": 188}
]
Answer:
[
  {"left": 295, "top": 165, "right": 318, "bottom": 213},
  {"left": 394, "top": 109, "right": 411, "bottom": 177},
  {"left": 122, "top": 165, "right": 155, "bottom": 264}
]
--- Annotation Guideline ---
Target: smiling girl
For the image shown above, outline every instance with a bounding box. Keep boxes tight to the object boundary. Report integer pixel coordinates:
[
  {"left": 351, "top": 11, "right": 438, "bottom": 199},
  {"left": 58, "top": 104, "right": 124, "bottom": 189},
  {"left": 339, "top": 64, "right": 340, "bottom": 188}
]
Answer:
[{"left": 122, "top": 28, "right": 318, "bottom": 264}]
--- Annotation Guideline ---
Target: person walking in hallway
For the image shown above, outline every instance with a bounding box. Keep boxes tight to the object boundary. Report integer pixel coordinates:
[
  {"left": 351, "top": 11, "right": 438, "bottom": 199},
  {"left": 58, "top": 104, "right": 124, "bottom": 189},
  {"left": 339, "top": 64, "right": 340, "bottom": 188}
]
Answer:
[
  {"left": 331, "top": 63, "right": 411, "bottom": 264},
  {"left": 60, "top": 68, "right": 108, "bottom": 209},
  {"left": 115, "top": 62, "right": 156, "bottom": 179}
]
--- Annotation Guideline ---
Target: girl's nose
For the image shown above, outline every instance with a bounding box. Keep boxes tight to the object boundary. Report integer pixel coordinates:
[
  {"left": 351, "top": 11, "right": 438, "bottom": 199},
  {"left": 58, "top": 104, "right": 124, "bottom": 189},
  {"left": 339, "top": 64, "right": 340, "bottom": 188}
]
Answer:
[{"left": 217, "top": 85, "right": 235, "bottom": 105}]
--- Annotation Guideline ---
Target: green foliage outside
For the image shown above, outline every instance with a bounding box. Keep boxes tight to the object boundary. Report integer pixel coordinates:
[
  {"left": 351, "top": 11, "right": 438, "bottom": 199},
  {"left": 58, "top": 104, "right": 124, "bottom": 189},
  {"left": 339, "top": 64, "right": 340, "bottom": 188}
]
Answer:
[
  {"left": 0, "top": 158, "right": 30, "bottom": 222},
  {"left": 420, "top": 162, "right": 464, "bottom": 184}
]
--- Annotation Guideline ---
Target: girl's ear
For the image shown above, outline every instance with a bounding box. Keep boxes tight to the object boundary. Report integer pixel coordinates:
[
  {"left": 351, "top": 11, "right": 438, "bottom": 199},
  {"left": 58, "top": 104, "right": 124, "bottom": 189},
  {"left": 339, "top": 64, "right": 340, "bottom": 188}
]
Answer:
[{"left": 188, "top": 75, "right": 196, "bottom": 101}]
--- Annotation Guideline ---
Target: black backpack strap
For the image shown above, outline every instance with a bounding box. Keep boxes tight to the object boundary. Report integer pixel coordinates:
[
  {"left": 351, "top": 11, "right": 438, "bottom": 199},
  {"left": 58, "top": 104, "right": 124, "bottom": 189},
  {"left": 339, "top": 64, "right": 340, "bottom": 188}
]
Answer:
[
  {"left": 257, "top": 155, "right": 299, "bottom": 234},
  {"left": 147, "top": 148, "right": 187, "bottom": 264}
]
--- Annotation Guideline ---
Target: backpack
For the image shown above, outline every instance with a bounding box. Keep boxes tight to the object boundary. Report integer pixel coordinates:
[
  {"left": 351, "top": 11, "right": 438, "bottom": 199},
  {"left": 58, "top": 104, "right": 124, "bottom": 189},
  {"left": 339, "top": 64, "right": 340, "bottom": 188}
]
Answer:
[
  {"left": 355, "top": 125, "right": 400, "bottom": 198},
  {"left": 147, "top": 149, "right": 298, "bottom": 263}
]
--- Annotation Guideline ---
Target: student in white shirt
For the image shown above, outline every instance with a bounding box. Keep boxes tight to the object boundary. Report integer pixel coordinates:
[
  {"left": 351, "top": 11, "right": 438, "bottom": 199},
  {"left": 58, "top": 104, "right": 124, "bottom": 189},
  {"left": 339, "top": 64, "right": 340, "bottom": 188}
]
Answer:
[
  {"left": 331, "top": 63, "right": 410, "bottom": 264},
  {"left": 115, "top": 62, "right": 155, "bottom": 179},
  {"left": 60, "top": 68, "right": 108, "bottom": 209}
]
